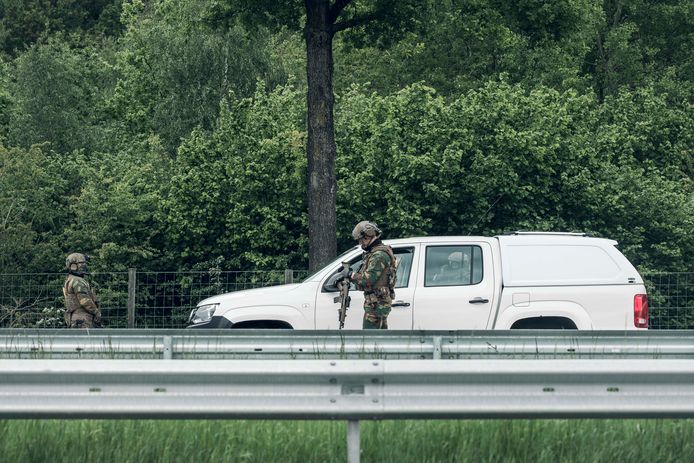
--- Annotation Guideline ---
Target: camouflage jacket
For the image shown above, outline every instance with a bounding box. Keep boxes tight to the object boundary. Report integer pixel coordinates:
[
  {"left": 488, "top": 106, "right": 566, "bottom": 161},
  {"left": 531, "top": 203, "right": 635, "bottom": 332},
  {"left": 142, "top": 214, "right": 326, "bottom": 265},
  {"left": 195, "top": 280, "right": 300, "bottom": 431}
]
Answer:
[
  {"left": 353, "top": 242, "right": 396, "bottom": 297},
  {"left": 63, "top": 274, "right": 100, "bottom": 327}
]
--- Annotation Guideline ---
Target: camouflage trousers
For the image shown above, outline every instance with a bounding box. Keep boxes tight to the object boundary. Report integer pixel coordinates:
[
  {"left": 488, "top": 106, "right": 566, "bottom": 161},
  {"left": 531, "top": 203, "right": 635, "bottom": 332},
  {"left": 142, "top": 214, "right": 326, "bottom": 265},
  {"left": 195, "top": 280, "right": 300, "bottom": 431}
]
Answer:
[
  {"left": 68, "top": 312, "right": 100, "bottom": 328},
  {"left": 362, "top": 290, "right": 391, "bottom": 329},
  {"left": 69, "top": 317, "right": 95, "bottom": 328},
  {"left": 363, "top": 311, "right": 389, "bottom": 329},
  {"left": 361, "top": 305, "right": 390, "bottom": 330}
]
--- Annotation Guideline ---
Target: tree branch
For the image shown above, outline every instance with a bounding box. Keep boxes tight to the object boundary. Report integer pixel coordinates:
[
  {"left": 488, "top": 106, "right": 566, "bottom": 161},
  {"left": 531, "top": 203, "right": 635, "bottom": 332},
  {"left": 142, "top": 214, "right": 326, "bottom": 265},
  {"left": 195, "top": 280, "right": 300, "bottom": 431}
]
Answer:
[
  {"left": 611, "top": 1, "right": 623, "bottom": 27},
  {"left": 329, "top": 0, "right": 352, "bottom": 23},
  {"left": 332, "top": 12, "right": 382, "bottom": 33}
]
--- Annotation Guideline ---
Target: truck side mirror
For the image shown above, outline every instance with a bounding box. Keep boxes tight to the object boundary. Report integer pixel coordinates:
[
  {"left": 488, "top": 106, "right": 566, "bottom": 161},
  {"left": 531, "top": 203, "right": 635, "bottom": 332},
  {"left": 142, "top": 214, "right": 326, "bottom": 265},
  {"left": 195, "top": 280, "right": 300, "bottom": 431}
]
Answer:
[
  {"left": 323, "top": 260, "right": 361, "bottom": 292},
  {"left": 322, "top": 272, "right": 341, "bottom": 292}
]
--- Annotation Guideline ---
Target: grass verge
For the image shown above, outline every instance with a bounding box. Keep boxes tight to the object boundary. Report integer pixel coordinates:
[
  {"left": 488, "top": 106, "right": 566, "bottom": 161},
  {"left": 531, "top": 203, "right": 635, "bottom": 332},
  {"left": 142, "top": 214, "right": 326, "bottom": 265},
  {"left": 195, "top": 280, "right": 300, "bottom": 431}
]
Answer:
[{"left": 0, "top": 419, "right": 691, "bottom": 462}]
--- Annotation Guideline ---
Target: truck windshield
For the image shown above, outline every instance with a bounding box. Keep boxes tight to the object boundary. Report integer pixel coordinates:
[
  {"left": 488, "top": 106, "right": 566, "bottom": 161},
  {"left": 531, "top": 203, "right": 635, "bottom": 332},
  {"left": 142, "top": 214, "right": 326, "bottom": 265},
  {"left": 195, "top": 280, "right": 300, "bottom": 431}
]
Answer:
[{"left": 303, "top": 246, "right": 359, "bottom": 281}]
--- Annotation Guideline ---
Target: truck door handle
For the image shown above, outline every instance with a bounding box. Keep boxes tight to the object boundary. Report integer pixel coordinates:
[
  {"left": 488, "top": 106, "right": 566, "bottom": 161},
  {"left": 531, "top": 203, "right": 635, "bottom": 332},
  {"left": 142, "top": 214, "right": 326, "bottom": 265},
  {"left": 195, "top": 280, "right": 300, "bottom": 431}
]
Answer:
[
  {"left": 469, "top": 297, "right": 489, "bottom": 304},
  {"left": 392, "top": 301, "right": 411, "bottom": 307}
]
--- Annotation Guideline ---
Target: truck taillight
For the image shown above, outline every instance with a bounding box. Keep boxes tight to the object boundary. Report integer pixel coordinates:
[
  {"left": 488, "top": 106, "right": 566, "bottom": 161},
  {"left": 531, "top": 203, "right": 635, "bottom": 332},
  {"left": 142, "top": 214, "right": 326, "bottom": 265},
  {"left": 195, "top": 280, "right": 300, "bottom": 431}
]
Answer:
[{"left": 634, "top": 294, "right": 649, "bottom": 328}]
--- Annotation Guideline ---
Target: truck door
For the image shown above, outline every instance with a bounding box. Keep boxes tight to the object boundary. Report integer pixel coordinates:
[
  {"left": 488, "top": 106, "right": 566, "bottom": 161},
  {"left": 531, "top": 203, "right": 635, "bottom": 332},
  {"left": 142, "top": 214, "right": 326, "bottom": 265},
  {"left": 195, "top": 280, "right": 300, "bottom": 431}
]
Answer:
[
  {"left": 412, "top": 242, "right": 496, "bottom": 329},
  {"left": 314, "top": 245, "right": 418, "bottom": 329}
]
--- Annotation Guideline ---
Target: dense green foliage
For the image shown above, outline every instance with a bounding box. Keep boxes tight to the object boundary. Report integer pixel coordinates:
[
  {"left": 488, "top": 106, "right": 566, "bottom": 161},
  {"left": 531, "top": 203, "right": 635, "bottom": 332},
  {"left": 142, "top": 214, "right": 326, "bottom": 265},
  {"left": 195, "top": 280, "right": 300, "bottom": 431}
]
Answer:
[
  {"left": 0, "top": 419, "right": 693, "bottom": 462},
  {"left": 0, "top": 0, "right": 691, "bottom": 273},
  {"left": 335, "top": 82, "right": 693, "bottom": 271},
  {"left": 0, "top": 0, "right": 123, "bottom": 56}
]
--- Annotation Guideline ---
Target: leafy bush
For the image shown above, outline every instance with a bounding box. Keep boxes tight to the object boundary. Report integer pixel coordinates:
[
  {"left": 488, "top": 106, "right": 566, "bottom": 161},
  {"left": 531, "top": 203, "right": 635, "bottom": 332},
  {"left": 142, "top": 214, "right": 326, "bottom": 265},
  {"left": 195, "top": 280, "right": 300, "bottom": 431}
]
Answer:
[
  {"left": 335, "top": 81, "right": 693, "bottom": 271},
  {"left": 1, "top": 81, "right": 691, "bottom": 275},
  {"left": 163, "top": 83, "right": 307, "bottom": 270}
]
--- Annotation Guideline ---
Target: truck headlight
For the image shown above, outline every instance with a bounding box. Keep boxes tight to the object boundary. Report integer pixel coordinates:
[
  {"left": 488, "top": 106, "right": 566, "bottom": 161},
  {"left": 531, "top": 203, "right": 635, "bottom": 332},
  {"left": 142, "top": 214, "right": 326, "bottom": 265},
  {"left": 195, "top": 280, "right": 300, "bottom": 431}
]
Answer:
[{"left": 189, "top": 303, "right": 218, "bottom": 324}]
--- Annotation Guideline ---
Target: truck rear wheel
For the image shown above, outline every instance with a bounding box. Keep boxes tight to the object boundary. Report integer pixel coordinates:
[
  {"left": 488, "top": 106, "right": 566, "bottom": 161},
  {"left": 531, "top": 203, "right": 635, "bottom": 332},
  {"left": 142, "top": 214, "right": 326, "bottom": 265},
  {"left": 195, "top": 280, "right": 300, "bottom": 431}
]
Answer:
[{"left": 511, "top": 317, "right": 577, "bottom": 329}]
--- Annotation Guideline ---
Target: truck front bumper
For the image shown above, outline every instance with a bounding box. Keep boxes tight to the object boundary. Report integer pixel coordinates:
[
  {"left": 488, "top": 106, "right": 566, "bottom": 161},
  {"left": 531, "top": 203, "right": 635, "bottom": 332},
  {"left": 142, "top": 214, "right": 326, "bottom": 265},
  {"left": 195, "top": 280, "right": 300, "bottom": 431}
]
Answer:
[{"left": 186, "top": 316, "right": 233, "bottom": 329}]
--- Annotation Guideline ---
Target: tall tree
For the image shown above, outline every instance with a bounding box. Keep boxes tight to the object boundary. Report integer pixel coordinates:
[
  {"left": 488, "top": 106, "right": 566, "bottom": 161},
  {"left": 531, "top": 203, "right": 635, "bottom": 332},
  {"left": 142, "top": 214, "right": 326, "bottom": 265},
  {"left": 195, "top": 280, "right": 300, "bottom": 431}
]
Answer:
[
  {"left": 213, "top": 0, "right": 420, "bottom": 271},
  {"left": 111, "top": 0, "right": 285, "bottom": 154},
  {"left": 588, "top": 0, "right": 693, "bottom": 100},
  {"left": 7, "top": 38, "right": 113, "bottom": 154},
  {"left": 0, "top": 0, "right": 123, "bottom": 56}
]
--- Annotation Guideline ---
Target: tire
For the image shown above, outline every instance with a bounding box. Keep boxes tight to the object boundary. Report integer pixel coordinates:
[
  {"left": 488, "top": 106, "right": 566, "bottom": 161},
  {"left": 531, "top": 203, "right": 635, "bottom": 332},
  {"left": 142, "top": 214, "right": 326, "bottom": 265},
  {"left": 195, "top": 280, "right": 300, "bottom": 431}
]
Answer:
[{"left": 510, "top": 316, "right": 577, "bottom": 330}]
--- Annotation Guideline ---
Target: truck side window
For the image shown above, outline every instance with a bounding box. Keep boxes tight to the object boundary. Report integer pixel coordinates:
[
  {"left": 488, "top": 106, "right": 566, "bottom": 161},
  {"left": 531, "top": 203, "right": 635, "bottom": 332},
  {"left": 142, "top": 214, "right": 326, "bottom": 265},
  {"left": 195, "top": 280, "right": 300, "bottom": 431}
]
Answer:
[
  {"left": 393, "top": 248, "right": 414, "bottom": 288},
  {"left": 471, "top": 246, "right": 483, "bottom": 284},
  {"left": 425, "top": 245, "right": 483, "bottom": 287}
]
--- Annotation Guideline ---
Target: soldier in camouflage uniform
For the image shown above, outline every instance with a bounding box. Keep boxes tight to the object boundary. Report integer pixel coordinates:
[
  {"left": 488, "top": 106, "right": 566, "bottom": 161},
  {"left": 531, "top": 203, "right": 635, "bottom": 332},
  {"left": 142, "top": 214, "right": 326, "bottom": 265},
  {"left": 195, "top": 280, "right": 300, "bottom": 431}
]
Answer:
[
  {"left": 432, "top": 251, "right": 471, "bottom": 285},
  {"left": 350, "top": 221, "right": 397, "bottom": 329},
  {"left": 63, "top": 253, "right": 102, "bottom": 328}
]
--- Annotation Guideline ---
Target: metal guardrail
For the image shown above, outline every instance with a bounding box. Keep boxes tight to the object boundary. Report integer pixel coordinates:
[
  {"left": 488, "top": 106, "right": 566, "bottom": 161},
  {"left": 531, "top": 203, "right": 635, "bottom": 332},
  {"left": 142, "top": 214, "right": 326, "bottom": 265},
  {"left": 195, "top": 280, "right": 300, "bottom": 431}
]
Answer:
[
  {"left": 2, "top": 329, "right": 694, "bottom": 359},
  {"left": 3, "top": 333, "right": 694, "bottom": 463},
  {"left": 1, "top": 358, "right": 694, "bottom": 420}
]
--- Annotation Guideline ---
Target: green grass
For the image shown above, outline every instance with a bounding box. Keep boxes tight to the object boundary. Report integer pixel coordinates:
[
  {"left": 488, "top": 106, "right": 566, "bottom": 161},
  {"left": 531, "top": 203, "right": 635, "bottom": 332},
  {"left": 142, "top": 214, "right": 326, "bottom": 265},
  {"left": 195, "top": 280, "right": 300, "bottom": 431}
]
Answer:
[{"left": 0, "top": 419, "right": 692, "bottom": 462}]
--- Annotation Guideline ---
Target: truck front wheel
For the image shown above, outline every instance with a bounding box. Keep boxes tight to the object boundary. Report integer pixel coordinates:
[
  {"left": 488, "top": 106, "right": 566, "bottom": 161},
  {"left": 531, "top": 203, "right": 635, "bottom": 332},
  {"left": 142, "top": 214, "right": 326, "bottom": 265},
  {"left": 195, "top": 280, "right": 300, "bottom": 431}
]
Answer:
[{"left": 231, "top": 320, "right": 293, "bottom": 329}]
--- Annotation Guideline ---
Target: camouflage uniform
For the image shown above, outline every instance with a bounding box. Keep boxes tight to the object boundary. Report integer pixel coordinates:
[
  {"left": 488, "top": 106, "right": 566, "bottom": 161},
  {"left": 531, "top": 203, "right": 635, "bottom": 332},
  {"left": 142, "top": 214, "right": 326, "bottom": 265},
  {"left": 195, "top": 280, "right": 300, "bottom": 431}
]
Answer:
[
  {"left": 63, "top": 253, "right": 101, "bottom": 328},
  {"left": 352, "top": 241, "right": 396, "bottom": 329},
  {"left": 432, "top": 263, "right": 464, "bottom": 285}
]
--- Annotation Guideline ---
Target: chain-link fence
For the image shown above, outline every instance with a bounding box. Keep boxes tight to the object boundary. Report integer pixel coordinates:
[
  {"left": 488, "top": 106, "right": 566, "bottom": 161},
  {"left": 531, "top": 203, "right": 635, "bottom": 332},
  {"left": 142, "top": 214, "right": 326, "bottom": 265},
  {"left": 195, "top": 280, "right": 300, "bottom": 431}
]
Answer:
[
  {"left": 643, "top": 272, "right": 694, "bottom": 329},
  {"left": 0, "top": 273, "right": 67, "bottom": 328},
  {"left": 0, "top": 269, "right": 307, "bottom": 329},
  {"left": 0, "top": 270, "right": 691, "bottom": 329},
  {"left": 132, "top": 270, "right": 305, "bottom": 328}
]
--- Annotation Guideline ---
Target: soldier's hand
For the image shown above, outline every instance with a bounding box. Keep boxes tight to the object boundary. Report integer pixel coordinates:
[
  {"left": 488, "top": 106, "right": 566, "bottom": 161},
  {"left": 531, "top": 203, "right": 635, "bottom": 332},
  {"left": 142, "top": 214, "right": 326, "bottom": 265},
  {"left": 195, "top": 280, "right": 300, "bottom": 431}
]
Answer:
[{"left": 337, "top": 267, "right": 353, "bottom": 281}]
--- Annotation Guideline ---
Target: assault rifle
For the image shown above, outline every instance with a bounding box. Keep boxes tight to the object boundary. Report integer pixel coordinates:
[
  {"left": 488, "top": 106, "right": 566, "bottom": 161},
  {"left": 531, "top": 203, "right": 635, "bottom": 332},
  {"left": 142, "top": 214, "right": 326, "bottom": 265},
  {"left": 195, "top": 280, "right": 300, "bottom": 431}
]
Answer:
[{"left": 333, "top": 262, "right": 352, "bottom": 329}]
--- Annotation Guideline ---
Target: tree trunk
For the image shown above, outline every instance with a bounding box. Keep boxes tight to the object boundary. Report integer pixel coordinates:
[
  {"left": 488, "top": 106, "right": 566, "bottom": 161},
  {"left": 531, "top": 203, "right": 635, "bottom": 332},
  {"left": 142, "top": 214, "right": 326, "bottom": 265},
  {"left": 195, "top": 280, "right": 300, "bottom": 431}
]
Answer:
[{"left": 305, "top": 0, "right": 337, "bottom": 272}]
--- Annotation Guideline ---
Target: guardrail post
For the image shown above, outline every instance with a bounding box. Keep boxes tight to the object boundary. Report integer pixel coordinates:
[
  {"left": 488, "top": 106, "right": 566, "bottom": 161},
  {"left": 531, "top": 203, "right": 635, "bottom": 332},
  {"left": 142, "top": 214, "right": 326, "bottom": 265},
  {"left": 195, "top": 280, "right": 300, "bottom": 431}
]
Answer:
[
  {"left": 432, "top": 336, "right": 442, "bottom": 359},
  {"left": 163, "top": 336, "right": 173, "bottom": 360},
  {"left": 284, "top": 269, "right": 293, "bottom": 284},
  {"left": 127, "top": 268, "right": 136, "bottom": 328},
  {"left": 347, "top": 420, "right": 360, "bottom": 463}
]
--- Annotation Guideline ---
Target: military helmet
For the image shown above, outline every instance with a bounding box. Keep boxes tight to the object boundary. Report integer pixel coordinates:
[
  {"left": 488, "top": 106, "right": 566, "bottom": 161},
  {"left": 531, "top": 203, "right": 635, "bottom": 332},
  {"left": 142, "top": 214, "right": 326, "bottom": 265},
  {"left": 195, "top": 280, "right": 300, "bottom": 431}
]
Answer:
[
  {"left": 66, "top": 253, "right": 90, "bottom": 275},
  {"left": 448, "top": 251, "right": 468, "bottom": 269},
  {"left": 351, "top": 221, "right": 382, "bottom": 241},
  {"left": 448, "top": 251, "right": 463, "bottom": 263}
]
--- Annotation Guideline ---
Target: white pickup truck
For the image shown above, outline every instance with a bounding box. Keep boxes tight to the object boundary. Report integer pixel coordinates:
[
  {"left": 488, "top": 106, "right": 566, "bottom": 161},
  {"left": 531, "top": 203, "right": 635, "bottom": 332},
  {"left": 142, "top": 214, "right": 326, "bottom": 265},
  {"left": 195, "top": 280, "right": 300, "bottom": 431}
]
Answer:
[{"left": 188, "top": 232, "right": 649, "bottom": 330}]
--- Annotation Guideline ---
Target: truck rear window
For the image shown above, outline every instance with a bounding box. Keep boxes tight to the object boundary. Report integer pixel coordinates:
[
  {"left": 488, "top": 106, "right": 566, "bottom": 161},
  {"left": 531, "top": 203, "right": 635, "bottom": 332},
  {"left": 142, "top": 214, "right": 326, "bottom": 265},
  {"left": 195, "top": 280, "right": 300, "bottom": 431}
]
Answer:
[{"left": 425, "top": 246, "right": 483, "bottom": 287}]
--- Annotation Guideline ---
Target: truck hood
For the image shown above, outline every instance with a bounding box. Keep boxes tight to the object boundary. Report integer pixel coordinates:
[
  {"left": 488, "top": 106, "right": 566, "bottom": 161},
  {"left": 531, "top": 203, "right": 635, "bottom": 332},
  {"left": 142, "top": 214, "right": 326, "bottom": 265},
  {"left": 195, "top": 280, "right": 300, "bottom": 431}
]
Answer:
[{"left": 197, "top": 283, "right": 304, "bottom": 309}]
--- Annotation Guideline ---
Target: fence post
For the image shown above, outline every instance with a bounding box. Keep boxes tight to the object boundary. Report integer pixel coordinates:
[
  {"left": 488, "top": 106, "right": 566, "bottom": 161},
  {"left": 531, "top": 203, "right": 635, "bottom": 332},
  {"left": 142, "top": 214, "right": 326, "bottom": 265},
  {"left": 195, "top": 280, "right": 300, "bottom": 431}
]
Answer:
[
  {"left": 127, "top": 268, "right": 136, "bottom": 328},
  {"left": 284, "top": 269, "right": 293, "bottom": 285}
]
